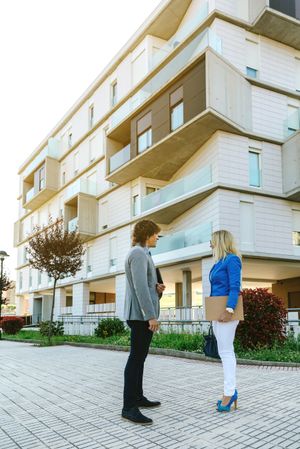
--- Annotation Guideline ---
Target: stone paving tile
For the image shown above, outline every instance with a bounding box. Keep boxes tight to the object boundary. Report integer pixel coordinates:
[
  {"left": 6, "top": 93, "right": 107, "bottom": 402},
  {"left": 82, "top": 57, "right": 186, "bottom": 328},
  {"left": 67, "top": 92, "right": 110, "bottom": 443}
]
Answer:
[{"left": 0, "top": 341, "right": 299, "bottom": 449}]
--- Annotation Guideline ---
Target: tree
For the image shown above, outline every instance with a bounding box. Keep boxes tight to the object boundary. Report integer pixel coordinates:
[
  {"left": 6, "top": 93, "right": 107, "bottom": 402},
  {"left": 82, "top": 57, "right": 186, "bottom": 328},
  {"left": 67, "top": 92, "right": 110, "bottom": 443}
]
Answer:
[
  {"left": 0, "top": 272, "right": 13, "bottom": 337},
  {"left": 27, "top": 218, "right": 85, "bottom": 343}
]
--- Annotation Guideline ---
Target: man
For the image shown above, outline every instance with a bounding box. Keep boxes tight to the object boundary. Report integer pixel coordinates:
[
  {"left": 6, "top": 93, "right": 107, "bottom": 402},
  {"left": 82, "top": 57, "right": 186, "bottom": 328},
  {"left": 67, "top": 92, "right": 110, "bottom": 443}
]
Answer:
[{"left": 122, "top": 220, "right": 165, "bottom": 425}]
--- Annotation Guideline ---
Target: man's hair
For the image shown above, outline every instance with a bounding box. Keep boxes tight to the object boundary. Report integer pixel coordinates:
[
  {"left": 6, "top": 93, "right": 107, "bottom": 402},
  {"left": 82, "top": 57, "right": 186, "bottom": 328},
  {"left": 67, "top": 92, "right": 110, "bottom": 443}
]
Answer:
[{"left": 132, "top": 220, "right": 161, "bottom": 246}]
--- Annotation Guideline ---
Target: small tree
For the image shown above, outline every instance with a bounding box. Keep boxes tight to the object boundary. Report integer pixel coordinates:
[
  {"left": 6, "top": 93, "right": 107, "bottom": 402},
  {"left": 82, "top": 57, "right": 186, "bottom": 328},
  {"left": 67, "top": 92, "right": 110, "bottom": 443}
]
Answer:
[
  {"left": 27, "top": 218, "right": 85, "bottom": 343},
  {"left": 0, "top": 272, "right": 14, "bottom": 338},
  {"left": 237, "top": 288, "right": 287, "bottom": 349}
]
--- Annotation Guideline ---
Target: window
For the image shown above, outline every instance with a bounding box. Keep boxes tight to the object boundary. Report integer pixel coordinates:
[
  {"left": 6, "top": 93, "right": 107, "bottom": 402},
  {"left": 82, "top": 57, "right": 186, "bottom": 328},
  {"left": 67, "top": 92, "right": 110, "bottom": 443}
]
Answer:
[
  {"left": 111, "top": 81, "right": 118, "bottom": 107},
  {"left": 61, "top": 163, "right": 66, "bottom": 185},
  {"left": 23, "top": 247, "right": 29, "bottom": 264},
  {"left": 30, "top": 216, "right": 34, "bottom": 232},
  {"left": 249, "top": 150, "right": 261, "bottom": 187},
  {"left": 29, "top": 269, "right": 33, "bottom": 289},
  {"left": 171, "top": 101, "right": 184, "bottom": 131},
  {"left": 292, "top": 210, "right": 300, "bottom": 246},
  {"left": 101, "top": 201, "right": 108, "bottom": 229},
  {"left": 246, "top": 67, "right": 258, "bottom": 78},
  {"left": 132, "top": 194, "right": 140, "bottom": 216},
  {"left": 287, "top": 105, "right": 300, "bottom": 135},
  {"left": 109, "top": 237, "right": 117, "bottom": 268},
  {"left": 87, "top": 246, "right": 92, "bottom": 273},
  {"left": 19, "top": 272, "right": 23, "bottom": 290},
  {"left": 246, "top": 39, "right": 259, "bottom": 78},
  {"left": 38, "top": 166, "right": 45, "bottom": 191},
  {"left": 68, "top": 128, "right": 73, "bottom": 148},
  {"left": 138, "top": 128, "right": 152, "bottom": 153},
  {"left": 89, "top": 104, "right": 94, "bottom": 128},
  {"left": 74, "top": 152, "right": 79, "bottom": 175}
]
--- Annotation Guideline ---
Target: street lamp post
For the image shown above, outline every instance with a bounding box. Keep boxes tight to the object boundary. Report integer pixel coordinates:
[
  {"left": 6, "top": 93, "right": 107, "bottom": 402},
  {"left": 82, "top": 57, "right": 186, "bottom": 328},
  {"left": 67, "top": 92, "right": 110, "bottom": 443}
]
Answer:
[{"left": 0, "top": 251, "right": 10, "bottom": 340}]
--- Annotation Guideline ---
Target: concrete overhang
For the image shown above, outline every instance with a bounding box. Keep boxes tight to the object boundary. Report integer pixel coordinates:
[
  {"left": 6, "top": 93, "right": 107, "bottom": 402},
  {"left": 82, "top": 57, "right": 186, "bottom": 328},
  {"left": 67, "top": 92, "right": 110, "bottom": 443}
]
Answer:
[
  {"left": 106, "top": 108, "right": 244, "bottom": 185},
  {"left": 252, "top": 7, "right": 300, "bottom": 50}
]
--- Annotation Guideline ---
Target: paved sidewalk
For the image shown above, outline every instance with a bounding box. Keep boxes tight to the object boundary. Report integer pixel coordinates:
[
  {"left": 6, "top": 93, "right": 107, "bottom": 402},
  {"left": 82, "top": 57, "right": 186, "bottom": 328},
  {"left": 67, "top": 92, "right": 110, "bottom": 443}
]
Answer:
[{"left": 0, "top": 341, "right": 299, "bottom": 449}]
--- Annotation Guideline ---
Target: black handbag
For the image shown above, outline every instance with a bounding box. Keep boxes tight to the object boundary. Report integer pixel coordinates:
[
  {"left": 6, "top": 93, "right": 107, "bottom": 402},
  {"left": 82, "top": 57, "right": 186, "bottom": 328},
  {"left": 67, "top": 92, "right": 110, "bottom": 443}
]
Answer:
[{"left": 203, "top": 324, "right": 220, "bottom": 359}]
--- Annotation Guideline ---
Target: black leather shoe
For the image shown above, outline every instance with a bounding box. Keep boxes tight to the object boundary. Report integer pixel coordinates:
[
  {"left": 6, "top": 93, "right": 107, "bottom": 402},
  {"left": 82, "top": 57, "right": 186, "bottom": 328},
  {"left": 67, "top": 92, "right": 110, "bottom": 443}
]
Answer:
[
  {"left": 136, "top": 397, "right": 161, "bottom": 408},
  {"left": 121, "top": 407, "right": 153, "bottom": 425}
]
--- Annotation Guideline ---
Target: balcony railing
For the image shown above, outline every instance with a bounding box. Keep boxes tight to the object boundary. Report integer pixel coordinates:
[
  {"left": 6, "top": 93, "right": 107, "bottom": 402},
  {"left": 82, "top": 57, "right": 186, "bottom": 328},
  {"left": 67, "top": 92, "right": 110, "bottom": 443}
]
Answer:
[
  {"left": 86, "top": 303, "right": 116, "bottom": 314},
  {"left": 141, "top": 166, "right": 212, "bottom": 213},
  {"left": 160, "top": 306, "right": 203, "bottom": 321},
  {"left": 150, "top": 1, "right": 209, "bottom": 70},
  {"left": 151, "top": 222, "right": 212, "bottom": 255},
  {"left": 110, "top": 28, "right": 222, "bottom": 130},
  {"left": 109, "top": 144, "right": 130, "bottom": 172},
  {"left": 22, "top": 138, "right": 60, "bottom": 179},
  {"left": 25, "top": 187, "right": 35, "bottom": 203},
  {"left": 61, "top": 307, "right": 73, "bottom": 315},
  {"left": 68, "top": 217, "right": 78, "bottom": 232},
  {"left": 65, "top": 179, "right": 98, "bottom": 201}
]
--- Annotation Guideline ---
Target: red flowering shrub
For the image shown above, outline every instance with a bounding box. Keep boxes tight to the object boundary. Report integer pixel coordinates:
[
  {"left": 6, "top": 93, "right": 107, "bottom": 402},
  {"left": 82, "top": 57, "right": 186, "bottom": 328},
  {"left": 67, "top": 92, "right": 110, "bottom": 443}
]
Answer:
[
  {"left": 236, "top": 288, "right": 287, "bottom": 349},
  {"left": 1, "top": 316, "right": 24, "bottom": 335}
]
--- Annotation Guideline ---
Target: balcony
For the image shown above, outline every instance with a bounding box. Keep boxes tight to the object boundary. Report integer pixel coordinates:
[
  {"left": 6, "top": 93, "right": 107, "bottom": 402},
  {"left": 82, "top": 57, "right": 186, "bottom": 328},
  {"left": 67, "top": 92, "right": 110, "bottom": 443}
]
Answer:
[
  {"left": 151, "top": 222, "right": 212, "bottom": 258},
  {"left": 22, "top": 137, "right": 61, "bottom": 179},
  {"left": 65, "top": 178, "right": 99, "bottom": 202},
  {"left": 86, "top": 303, "right": 116, "bottom": 314},
  {"left": 252, "top": 4, "right": 300, "bottom": 50},
  {"left": 64, "top": 192, "right": 97, "bottom": 242},
  {"left": 282, "top": 130, "right": 300, "bottom": 200},
  {"left": 61, "top": 307, "right": 73, "bottom": 315},
  {"left": 22, "top": 156, "right": 59, "bottom": 211},
  {"left": 107, "top": 46, "right": 251, "bottom": 185},
  {"left": 140, "top": 165, "right": 214, "bottom": 224},
  {"left": 109, "top": 144, "right": 130, "bottom": 172}
]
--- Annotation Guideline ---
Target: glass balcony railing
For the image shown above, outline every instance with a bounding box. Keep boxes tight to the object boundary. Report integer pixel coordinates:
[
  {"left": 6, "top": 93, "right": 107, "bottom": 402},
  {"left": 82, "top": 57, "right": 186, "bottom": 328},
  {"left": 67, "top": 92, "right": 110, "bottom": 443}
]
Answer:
[
  {"left": 109, "top": 144, "right": 130, "bottom": 172},
  {"left": 284, "top": 108, "right": 300, "bottom": 139},
  {"left": 110, "top": 28, "right": 222, "bottom": 130},
  {"left": 68, "top": 217, "right": 78, "bottom": 232},
  {"left": 25, "top": 187, "right": 35, "bottom": 203},
  {"left": 141, "top": 166, "right": 212, "bottom": 213},
  {"left": 65, "top": 178, "right": 98, "bottom": 201},
  {"left": 23, "top": 138, "right": 61, "bottom": 179},
  {"left": 151, "top": 222, "right": 212, "bottom": 256},
  {"left": 150, "top": 1, "right": 209, "bottom": 70}
]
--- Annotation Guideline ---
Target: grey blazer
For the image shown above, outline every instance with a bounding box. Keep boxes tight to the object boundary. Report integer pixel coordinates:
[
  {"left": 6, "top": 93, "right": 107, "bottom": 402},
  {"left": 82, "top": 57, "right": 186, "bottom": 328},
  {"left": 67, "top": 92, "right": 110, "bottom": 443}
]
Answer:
[{"left": 123, "top": 244, "right": 159, "bottom": 321}]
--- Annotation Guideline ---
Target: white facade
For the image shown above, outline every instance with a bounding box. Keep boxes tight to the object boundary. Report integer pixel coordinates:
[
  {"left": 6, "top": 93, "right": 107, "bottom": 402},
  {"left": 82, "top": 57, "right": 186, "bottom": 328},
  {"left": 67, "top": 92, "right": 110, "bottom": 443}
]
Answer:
[{"left": 15, "top": 0, "right": 300, "bottom": 328}]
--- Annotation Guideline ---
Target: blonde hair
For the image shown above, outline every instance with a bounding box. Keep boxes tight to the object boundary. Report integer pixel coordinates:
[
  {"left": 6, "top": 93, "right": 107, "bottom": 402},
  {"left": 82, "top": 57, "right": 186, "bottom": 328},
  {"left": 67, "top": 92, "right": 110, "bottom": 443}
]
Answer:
[{"left": 211, "top": 230, "right": 240, "bottom": 261}]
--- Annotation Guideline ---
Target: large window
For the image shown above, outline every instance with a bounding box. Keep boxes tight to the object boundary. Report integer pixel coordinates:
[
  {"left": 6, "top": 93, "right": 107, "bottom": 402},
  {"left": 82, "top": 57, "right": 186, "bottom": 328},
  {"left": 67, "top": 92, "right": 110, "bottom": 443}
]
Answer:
[
  {"left": 249, "top": 150, "right": 261, "bottom": 188},
  {"left": 73, "top": 152, "right": 79, "bottom": 175},
  {"left": 89, "top": 104, "right": 94, "bottom": 129},
  {"left": 171, "top": 101, "right": 184, "bottom": 131},
  {"left": 68, "top": 128, "right": 73, "bottom": 149},
  {"left": 246, "top": 39, "right": 259, "bottom": 79},
  {"left": 287, "top": 105, "right": 300, "bottom": 135},
  {"left": 100, "top": 201, "right": 108, "bottom": 229},
  {"left": 240, "top": 201, "right": 255, "bottom": 249},
  {"left": 109, "top": 237, "right": 117, "bottom": 268},
  {"left": 138, "top": 128, "right": 152, "bottom": 153}
]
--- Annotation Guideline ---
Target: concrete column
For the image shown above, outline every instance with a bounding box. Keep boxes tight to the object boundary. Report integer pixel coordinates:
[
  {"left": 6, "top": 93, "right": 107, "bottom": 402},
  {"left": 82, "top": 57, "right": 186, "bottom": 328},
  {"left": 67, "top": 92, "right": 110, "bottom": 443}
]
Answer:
[
  {"left": 175, "top": 282, "right": 183, "bottom": 308},
  {"left": 28, "top": 293, "right": 34, "bottom": 316},
  {"left": 53, "top": 288, "right": 66, "bottom": 320},
  {"left": 182, "top": 270, "right": 192, "bottom": 307},
  {"left": 42, "top": 295, "right": 52, "bottom": 321},
  {"left": 72, "top": 282, "right": 90, "bottom": 316},
  {"left": 201, "top": 256, "right": 214, "bottom": 320},
  {"left": 115, "top": 274, "right": 126, "bottom": 320}
]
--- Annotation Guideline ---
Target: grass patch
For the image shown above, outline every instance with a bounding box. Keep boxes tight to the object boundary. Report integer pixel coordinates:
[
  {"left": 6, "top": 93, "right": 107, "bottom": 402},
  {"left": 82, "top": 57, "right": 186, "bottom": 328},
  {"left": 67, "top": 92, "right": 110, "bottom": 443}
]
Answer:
[{"left": 4, "top": 331, "right": 300, "bottom": 363}]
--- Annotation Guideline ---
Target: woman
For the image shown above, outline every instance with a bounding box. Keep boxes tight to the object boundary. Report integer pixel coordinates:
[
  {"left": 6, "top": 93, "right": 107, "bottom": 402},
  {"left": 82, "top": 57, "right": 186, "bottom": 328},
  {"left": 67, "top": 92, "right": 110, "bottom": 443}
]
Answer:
[{"left": 209, "top": 230, "right": 241, "bottom": 412}]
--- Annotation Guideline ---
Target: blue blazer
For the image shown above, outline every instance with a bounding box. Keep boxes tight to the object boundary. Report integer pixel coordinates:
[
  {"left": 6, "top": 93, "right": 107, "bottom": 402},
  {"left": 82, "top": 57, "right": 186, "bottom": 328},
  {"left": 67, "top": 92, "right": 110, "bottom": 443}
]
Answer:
[{"left": 209, "top": 253, "right": 242, "bottom": 309}]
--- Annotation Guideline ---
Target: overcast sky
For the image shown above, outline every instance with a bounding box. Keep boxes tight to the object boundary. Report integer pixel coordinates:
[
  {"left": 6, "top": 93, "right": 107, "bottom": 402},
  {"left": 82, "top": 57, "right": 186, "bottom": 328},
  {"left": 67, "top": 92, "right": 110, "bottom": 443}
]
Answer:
[{"left": 0, "top": 0, "right": 162, "bottom": 278}]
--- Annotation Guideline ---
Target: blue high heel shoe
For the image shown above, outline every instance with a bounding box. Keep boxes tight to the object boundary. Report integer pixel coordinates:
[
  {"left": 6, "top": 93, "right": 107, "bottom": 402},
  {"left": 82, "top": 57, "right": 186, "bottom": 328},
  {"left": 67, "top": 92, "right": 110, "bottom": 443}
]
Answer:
[{"left": 217, "top": 390, "right": 238, "bottom": 412}]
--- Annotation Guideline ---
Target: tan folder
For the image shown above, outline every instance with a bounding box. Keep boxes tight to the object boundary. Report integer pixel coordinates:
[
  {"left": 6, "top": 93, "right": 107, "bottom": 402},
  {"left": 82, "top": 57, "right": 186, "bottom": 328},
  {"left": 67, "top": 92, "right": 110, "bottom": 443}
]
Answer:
[{"left": 204, "top": 296, "right": 244, "bottom": 321}]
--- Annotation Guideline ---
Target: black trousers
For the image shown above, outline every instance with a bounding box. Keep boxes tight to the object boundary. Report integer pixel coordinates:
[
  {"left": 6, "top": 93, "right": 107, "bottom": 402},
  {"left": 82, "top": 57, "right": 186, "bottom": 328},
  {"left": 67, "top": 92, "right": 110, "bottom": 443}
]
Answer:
[{"left": 123, "top": 320, "right": 153, "bottom": 410}]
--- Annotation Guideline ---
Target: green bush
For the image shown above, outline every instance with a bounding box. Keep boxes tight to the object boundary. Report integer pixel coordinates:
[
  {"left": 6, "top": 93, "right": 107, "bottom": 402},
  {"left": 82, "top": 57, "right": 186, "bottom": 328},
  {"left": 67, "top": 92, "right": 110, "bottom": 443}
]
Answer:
[
  {"left": 1, "top": 316, "right": 24, "bottom": 335},
  {"left": 95, "top": 318, "right": 125, "bottom": 338},
  {"left": 39, "top": 321, "right": 64, "bottom": 337}
]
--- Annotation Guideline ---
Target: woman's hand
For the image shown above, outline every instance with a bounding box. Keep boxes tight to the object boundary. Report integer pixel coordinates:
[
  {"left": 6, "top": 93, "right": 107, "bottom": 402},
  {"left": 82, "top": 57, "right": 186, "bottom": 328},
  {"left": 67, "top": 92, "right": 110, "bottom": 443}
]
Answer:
[
  {"left": 156, "top": 283, "right": 166, "bottom": 295},
  {"left": 218, "top": 311, "right": 233, "bottom": 323}
]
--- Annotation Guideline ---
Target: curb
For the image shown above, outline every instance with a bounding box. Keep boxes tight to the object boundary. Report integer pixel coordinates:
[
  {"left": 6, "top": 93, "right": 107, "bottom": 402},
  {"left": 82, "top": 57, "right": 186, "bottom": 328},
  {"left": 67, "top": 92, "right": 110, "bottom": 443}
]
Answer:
[{"left": 3, "top": 338, "right": 300, "bottom": 368}]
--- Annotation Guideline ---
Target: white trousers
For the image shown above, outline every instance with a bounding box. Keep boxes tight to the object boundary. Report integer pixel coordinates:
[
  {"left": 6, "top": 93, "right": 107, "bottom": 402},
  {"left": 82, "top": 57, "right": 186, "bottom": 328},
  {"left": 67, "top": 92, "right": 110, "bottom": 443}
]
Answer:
[{"left": 212, "top": 320, "right": 239, "bottom": 396}]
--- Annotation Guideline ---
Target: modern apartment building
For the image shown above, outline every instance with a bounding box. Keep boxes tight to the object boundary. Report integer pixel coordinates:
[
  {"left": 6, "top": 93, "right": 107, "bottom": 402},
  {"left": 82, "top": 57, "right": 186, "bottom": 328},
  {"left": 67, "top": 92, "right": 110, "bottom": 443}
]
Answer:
[{"left": 14, "top": 0, "right": 300, "bottom": 327}]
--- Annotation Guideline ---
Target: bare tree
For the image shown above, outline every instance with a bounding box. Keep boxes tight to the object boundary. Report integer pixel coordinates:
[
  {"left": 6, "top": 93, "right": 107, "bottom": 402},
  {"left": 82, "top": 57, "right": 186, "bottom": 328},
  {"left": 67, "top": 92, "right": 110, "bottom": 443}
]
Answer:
[{"left": 27, "top": 218, "right": 85, "bottom": 343}]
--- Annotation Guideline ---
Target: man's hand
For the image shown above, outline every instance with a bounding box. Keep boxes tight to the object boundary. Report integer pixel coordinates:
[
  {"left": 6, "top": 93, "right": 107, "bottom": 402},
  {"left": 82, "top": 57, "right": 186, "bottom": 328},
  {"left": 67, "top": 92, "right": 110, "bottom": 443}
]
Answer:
[
  {"left": 156, "top": 283, "right": 166, "bottom": 295},
  {"left": 218, "top": 311, "right": 233, "bottom": 323},
  {"left": 148, "top": 319, "right": 159, "bottom": 332}
]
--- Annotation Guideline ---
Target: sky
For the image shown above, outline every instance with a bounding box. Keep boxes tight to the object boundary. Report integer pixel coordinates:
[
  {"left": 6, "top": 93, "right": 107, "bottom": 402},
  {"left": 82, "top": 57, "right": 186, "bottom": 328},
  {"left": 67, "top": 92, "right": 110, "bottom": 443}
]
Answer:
[{"left": 0, "top": 0, "right": 162, "bottom": 279}]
